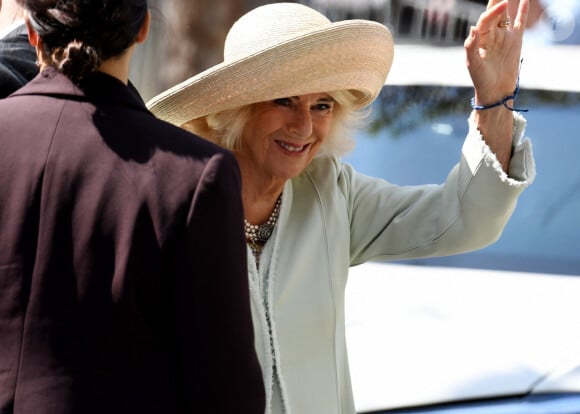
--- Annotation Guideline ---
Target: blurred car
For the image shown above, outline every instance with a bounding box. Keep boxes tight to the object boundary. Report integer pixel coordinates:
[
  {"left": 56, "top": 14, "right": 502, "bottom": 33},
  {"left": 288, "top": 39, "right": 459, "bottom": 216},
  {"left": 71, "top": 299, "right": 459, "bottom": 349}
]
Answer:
[{"left": 344, "top": 42, "right": 580, "bottom": 413}]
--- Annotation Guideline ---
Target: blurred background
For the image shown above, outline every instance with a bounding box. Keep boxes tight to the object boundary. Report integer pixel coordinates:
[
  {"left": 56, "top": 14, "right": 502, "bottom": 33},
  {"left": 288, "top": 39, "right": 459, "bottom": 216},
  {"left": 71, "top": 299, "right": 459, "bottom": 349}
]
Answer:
[
  {"left": 133, "top": 0, "right": 580, "bottom": 101},
  {"left": 133, "top": 0, "right": 486, "bottom": 100}
]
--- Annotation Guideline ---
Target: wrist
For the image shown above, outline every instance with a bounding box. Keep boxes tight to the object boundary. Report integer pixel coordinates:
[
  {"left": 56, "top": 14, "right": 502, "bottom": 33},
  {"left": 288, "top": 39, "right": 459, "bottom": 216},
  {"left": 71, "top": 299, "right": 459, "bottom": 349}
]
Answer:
[
  {"left": 471, "top": 85, "right": 527, "bottom": 112},
  {"left": 473, "top": 109, "right": 514, "bottom": 173},
  {"left": 472, "top": 59, "right": 527, "bottom": 112}
]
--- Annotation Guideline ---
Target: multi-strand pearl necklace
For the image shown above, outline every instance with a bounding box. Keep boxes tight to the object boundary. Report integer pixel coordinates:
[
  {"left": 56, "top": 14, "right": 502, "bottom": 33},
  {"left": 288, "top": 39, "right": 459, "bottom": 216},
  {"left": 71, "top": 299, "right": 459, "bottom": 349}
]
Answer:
[{"left": 245, "top": 194, "right": 282, "bottom": 262}]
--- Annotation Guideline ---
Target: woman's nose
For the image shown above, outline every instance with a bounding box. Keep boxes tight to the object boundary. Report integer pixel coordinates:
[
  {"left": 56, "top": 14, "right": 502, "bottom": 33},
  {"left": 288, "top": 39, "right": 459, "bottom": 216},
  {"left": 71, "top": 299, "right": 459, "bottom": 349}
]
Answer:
[{"left": 286, "top": 108, "right": 313, "bottom": 138}]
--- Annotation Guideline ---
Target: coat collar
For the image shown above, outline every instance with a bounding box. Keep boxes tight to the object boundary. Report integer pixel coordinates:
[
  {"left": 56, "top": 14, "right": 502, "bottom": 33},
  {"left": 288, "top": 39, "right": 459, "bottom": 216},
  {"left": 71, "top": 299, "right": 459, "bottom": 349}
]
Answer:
[
  {"left": 0, "top": 20, "right": 26, "bottom": 40},
  {"left": 12, "top": 67, "right": 148, "bottom": 113}
]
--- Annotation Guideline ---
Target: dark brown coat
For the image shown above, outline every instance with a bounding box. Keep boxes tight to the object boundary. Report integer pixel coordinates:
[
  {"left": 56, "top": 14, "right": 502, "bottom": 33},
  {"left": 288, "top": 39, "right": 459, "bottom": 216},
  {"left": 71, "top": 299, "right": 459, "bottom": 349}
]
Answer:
[{"left": 0, "top": 68, "right": 265, "bottom": 414}]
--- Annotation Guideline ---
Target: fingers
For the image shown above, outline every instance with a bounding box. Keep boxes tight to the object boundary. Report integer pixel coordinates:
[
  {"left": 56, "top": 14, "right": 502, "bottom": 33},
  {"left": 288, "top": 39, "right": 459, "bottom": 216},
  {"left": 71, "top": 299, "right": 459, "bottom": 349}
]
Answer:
[
  {"left": 478, "top": 0, "right": 509, "bottom": 30},
  {"left": 464, "top": 26, "right": 481, "bottom": 65},
  {"left": 507, "top": 0, "right": 520, "bottom": 22},
  {"left": 512, "top": 0, "right": 530, "bottom": 31},
  {"left": 483, "top": 0, "right": 529, "bottom": 32}
]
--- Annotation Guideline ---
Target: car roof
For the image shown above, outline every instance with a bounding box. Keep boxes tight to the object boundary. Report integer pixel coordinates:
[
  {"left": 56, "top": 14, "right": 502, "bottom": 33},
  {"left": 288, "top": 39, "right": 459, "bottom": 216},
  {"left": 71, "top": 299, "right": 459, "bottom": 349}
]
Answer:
[
  {"left": 386, "top": 44, "right": 580, "bottom": 93},
  {"left": 346, "top": 262, "right": 580, "bottom": 412}
]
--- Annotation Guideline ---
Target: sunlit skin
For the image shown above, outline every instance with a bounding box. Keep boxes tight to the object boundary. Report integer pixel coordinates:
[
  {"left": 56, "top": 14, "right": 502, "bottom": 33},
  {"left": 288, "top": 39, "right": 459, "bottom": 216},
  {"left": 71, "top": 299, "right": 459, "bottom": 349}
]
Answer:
[
  {"left": 235, "top": 93, "right": 334, "bottom": 224},
  {"left": 466, "top": 0, "right": 529, "bottom": 172}
]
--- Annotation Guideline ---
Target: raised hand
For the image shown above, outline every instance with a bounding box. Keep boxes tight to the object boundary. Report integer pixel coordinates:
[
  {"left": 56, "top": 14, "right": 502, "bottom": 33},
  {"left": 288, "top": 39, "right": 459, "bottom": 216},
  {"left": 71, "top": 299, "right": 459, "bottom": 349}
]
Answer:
[{"left": 465, "top": 0, "right": 529, "bottom": 107}]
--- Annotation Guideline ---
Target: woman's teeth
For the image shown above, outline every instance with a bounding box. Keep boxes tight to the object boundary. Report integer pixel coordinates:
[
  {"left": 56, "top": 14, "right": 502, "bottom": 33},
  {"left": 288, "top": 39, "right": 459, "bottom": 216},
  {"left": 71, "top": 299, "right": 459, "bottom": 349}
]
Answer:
[{"left": 278, "top": 141, "right": 306, "bottom": 152}]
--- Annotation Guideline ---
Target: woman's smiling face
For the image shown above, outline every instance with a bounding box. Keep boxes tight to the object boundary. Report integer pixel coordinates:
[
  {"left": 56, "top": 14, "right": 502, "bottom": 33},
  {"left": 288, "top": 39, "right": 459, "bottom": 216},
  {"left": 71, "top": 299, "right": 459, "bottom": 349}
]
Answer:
[{"left": 236, "top": 93, "right": 335, "bottom": 182}]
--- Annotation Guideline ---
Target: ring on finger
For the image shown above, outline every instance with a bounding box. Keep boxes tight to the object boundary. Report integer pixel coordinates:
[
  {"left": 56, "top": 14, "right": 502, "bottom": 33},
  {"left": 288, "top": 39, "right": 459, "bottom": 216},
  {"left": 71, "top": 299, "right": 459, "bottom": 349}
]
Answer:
[{"left": 498, "top": 17, "right": 510, "bottom": 28}]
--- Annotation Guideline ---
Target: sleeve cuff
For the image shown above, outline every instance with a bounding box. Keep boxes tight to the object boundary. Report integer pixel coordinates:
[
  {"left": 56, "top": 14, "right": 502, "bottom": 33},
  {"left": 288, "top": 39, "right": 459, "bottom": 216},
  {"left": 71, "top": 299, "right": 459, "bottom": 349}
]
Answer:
[{"left": 464, "top": 110, "right": 536, "bottom": 187}]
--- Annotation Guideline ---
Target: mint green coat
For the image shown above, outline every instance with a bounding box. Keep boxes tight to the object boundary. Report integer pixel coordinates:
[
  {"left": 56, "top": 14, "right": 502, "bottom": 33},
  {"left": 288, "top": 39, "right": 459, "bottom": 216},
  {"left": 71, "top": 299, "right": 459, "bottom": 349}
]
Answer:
[{"left": 248, "top": 113, "right": 535, "bottom": 414}]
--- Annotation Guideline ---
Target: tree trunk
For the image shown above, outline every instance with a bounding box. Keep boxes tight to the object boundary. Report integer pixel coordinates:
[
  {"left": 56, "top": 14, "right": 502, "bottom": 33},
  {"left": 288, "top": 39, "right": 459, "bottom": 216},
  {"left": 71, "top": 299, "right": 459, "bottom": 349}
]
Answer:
[
  {"left": 160, "top": 0, "right": 245, "bottom": 89},
  {"left": 132, "top": 0, "right": 281, "bottom": 101}
]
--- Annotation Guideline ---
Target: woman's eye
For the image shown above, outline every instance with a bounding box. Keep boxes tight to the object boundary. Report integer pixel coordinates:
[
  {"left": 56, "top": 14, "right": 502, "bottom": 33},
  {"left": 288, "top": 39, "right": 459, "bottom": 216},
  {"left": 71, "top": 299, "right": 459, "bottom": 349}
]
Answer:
[
  {"left": 273, "top": 98, "right": 292, "bottom": 106},
  {"left": 314, "top": 102, "right": 334, "bottom": 113}
]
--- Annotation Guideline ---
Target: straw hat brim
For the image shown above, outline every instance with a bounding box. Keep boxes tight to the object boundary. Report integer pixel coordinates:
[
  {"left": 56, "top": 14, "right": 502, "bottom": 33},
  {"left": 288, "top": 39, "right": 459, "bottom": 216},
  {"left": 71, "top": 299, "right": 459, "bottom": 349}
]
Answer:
[{"left": 147, "top": 20, "right": 394, "bottom": 127}]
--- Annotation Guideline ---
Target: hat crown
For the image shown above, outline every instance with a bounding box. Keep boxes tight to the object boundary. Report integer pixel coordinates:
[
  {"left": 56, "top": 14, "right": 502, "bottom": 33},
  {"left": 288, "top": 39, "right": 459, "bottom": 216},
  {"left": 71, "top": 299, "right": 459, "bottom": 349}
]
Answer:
[
  {"left": 147, "top": 3, "right": 395, "bottom": 127},
  {"left": 224, "top": 2, "right": 331, "bottom": 62}
]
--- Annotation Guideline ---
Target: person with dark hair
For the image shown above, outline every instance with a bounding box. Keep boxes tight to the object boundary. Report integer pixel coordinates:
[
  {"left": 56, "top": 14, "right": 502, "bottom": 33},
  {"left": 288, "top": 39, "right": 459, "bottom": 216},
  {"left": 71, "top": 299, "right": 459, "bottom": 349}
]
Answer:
[
  {"left": 0, "top": 1, "right": 265, "bottom": 413},
  {"left": 0, "top": 0, "right": 37, "bottom": 97}
]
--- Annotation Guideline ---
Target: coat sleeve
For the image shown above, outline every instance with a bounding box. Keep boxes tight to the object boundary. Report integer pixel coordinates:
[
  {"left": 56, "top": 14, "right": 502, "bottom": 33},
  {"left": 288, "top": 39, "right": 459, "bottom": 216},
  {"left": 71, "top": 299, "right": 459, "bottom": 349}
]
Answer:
[
  {"left": 172, "top": 150, "right": 265, "bottom": 413},
  {"left": 346, "top": 111, "right": 535, "bottom": 265}
]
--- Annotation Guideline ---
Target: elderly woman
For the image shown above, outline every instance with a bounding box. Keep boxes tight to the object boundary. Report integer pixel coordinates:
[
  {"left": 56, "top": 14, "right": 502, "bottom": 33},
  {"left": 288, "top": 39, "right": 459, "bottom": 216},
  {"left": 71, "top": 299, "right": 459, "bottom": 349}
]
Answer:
[{"left": 148, "top": 1, "right": 534, "bottom": 413}]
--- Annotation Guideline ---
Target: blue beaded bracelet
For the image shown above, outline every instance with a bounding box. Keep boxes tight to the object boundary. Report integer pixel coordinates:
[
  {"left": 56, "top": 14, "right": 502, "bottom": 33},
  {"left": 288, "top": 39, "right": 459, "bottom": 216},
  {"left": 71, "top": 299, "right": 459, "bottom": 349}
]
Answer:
[{"left": 470, "top": 60, "right": 528, "bottom": 112}]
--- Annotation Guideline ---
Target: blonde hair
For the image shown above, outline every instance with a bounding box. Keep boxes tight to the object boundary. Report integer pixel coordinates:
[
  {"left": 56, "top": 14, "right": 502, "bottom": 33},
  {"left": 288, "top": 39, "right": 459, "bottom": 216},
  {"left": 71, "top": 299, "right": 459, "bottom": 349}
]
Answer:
[{"left": 182, "top": 90, "right": 370, "bottom": 158}]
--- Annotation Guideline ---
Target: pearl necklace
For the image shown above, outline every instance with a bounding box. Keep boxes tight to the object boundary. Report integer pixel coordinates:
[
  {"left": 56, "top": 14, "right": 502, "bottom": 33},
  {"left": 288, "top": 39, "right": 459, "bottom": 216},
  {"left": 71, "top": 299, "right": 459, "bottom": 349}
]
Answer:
[
  {"left": 245, "top": 194, "right": 282, "bottom": 244},
  {"left": 245, "top": 194, "right": 282, "bottom": 261}
]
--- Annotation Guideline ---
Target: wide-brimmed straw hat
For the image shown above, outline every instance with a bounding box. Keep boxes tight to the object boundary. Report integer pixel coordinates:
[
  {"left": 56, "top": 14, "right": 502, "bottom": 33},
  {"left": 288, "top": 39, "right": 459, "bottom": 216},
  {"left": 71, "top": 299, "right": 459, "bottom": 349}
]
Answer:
[{"left": 147, "top": 2, "right": 394, "bottom": 127}]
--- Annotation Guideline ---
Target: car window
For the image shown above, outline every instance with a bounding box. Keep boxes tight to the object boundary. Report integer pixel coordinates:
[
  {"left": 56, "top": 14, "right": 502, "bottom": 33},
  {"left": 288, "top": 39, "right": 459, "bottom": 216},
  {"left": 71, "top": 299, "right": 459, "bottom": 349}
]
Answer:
[{"left": 344, "top": 85, "right": 580, "bottom": 276}]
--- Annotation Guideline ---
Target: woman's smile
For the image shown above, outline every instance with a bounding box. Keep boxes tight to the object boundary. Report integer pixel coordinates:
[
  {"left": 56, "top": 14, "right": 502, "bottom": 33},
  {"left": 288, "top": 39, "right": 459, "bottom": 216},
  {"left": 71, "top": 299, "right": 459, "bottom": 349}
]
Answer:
[
  {"left": 237, "top": 93, "right": 334, "bottom": 182},
  {"left": 275, "top": 139, "right": 311, "bottom": 154}
]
